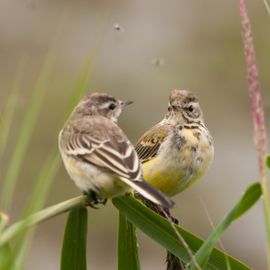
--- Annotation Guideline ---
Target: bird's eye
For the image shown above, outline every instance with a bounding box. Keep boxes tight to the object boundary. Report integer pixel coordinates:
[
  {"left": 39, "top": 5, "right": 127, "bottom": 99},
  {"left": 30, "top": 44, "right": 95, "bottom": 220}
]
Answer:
[
  {"left": 187, "top": 105, "right": 194, "bottom": 112},
  {"left": 109, "top": 103, "right": 116, "bottom": 110}
]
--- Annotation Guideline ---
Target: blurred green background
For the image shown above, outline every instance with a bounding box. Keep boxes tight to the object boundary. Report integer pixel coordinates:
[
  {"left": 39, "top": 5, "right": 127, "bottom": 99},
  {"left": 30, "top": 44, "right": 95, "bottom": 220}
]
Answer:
[{"left": 0, "top": 0, "right": 270, "bottom": 269}]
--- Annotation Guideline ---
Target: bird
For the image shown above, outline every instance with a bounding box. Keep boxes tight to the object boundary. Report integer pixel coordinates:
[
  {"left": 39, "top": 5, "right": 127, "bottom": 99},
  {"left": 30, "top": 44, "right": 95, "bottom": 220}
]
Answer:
[
  {"left": 135, "top": 89, "right": 214, "bottom": 197},
  {"left": 135, "top": 89, "right": 214, "bottom": 270},
  {"left": 58, "top": 92, "right": 173, "bottom": 209}
]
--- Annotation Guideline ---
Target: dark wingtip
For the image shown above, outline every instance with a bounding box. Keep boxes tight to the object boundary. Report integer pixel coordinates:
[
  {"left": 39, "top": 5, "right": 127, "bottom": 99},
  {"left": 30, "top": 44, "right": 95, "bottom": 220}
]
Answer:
[
  {"left": 136, "top": 179, "right": 175, "bottom": 209},
  {"left": 156, "top": 188, "right": 174, "bottom": 209},
  {"left": 160, "top": 192, "right": 175, "bottom": 209}
]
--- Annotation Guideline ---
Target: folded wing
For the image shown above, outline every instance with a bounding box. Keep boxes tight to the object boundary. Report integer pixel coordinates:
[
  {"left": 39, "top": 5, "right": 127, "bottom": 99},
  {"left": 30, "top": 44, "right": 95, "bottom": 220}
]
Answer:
[{"left": 60, "top": 123, "right": 173, "bottom": 209}]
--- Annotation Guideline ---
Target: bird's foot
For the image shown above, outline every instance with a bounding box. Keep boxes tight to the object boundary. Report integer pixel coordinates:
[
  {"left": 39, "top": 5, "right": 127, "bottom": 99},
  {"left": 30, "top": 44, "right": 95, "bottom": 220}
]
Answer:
[{"left": 83, "top": 190, "right": 107, "bottom": 208}]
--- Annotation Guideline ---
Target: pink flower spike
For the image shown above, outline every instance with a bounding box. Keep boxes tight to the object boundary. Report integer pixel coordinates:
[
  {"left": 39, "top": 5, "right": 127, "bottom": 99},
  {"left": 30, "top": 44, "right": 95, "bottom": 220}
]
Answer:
[{"left": 239, "top": 0, "right": 267, "bottom": 177}]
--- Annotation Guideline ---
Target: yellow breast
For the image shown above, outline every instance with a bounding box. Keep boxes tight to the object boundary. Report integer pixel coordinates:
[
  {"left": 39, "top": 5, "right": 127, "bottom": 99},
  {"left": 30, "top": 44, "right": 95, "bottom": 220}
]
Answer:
[
  {"left": 142, "top": 128, "right": 214, "bottom": 197},
  {"left": 143, "top": 159, "right": 185, "bottom": 196}
]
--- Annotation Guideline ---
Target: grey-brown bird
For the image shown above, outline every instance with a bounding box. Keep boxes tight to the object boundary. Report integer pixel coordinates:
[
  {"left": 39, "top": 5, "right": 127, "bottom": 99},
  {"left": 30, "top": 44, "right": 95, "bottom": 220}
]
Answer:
[
  {"left": 58, "top": 92, "right": 173, "bottom": 208},
  {"left": 135, "top": 89, "right": 214, "bottom": 196},
  {"left": 135, "top": 89, "right": 214, "bottom": 270}
]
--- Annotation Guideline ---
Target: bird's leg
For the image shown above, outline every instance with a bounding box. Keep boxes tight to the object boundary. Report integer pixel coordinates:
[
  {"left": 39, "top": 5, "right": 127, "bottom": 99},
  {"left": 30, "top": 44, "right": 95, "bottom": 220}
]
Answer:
[
  {"left": 83, "top": 190, "right": 108, "bottom": 208},
  {"left": 170, "top": 215, "right": 179, "bottom": 225},
  {"left": 83, "top": 190, "right": 99, "bottom": 209},
  {"left": 100, "top": 198, "right": 108, "bottom": 205}
]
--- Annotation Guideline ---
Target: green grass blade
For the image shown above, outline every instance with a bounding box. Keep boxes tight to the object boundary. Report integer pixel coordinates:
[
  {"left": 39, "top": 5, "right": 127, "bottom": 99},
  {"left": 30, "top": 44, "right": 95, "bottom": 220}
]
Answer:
[
  {"left": 10, "top": 38, "right": 100, "bottom": 266},
  {"left": 0, "top": 244, "right": 12, "bottom": 270},
  {"left": 118, "top": 212, "right": 140, "bottom": 270},
  {"left": 13, "top": 48, "right": 98, "bottom": 266},
  {"left": 0, "top": 213, "right": 12, "bottom": 269},
  {"left": 1, "top": 51, "right": 55, "bottom": 211},
  {"left": 0, "top": 57, "right": 26, "bottom": 156},
  {"left": 22, "top": 153, "right": 60, "bottom": 217},
  {"left": 190, "top": 182, "right": 262, "bottom": 269},
  {"left": 112, "top": 196, "right": 252, "bottom": 270},
  {"left": 9, "top": 153, "right": 60, "bottom": 270},
  {"left": 0, "top": 195, "right": 88, "bottom": 246},
  {"left": 61, "top": 206, "right": 88, "bottom": 270},
  {"left": 263, "top": 0, "right": 270, "bottom": 16},
  {"left": 11, "top": 232, "right": 34, "bottom": 270},
  {"left": 0, "top": 212, "right": 12, "bottom": 269},
  {"left": 266, "top": 155, "right": 270, "bottom": 169},
  {"left": 0, "top": 92, "right": 18, "bottom": 155},
  {"left": 0, "top": 212, "right": 8, "bottom": 234},
  {"left": 199, "top": 198, "right": 232, "bottom": 270}
]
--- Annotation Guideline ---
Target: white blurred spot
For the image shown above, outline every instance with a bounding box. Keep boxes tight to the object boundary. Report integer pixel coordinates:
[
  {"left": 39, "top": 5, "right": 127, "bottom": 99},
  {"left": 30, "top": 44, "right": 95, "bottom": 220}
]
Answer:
[{"left": 113, "top": 23, "right": 124, "bottom": 32}]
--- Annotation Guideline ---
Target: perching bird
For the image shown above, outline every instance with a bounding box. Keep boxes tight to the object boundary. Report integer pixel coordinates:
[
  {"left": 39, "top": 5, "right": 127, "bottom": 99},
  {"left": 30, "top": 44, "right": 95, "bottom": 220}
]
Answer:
[
  {"left": 58, "top": 92, "right": 173, "bottom": 209},
  {"left": 135, "top": 89, "right": 214, "bottom": 270},
  {"left": 135, "top": 89, "right": 214, "bottom": 197}
]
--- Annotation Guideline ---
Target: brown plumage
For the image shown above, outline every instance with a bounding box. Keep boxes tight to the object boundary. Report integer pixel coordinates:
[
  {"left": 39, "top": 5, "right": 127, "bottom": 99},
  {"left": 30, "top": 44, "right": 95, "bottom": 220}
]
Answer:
[
  {"left": 59, "top": 92, "right": 173, "bottom": 208},
  {"left": 135, "top": 89, "right": 214, "bottom": 270}
]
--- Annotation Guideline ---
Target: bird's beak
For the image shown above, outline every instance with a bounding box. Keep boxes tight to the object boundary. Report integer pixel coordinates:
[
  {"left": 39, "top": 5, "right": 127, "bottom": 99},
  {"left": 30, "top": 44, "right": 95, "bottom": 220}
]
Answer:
[{"left": 121, "top": 100, "right": 133, "bottom": 107}]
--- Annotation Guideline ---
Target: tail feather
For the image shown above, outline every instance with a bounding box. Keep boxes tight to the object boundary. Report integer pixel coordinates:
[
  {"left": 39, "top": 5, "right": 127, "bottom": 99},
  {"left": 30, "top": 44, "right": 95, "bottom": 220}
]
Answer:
[{"left": 120, "top": 177, "right": 174, "bottom": 209}]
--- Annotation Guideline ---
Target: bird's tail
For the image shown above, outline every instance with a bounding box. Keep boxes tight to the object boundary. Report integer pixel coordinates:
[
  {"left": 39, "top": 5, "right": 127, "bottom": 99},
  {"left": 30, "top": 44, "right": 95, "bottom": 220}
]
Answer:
[{"left": 120, "top": 177, "right": 174, "bottom": 209}]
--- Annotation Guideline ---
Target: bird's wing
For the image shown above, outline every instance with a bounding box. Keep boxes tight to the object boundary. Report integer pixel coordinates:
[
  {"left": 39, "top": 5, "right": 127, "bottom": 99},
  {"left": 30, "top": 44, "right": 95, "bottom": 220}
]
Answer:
[
  {"left": 60, "top": 118, "right": 173, "bottom": 209},
  {"left": 135, "top": 124, "right": 170, "bottom": 163},
  {"left": 61, "top": 128, "right": 141, "bottom": 180}
]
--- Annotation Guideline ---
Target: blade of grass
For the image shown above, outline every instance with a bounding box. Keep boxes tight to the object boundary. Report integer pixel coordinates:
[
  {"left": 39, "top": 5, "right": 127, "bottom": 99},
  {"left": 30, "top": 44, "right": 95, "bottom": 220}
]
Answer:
[
  {"left": 263, "top": 0, "right": 270, "bottom": 16},
  {"left": 1, "top": 51, "right": 56, "bottom": 211},
  {"left": 0, "top": 8, "right": 69, "bottom": 211},
  {"left": 11, "top": 28, "right": 104, "bottom": 266},
  {"left": 199, "top": 197, "right": 231, "bottom": 270},
  {"left": 266, "top": 155, "right": 270, "bottom": 169},
  {"left": 0, "top": 188, "right": 256, "bottom": 270},
  {"left": 0, "top": 212, "right": 12, "bottom": 269},
  {"left": 189, "top": 183, "right": 261, "bottom": 269},
  {"left": 61, "top": 206, "right": 88, "bottom": 270},
  {"left": 0, "top": 212, "right": 9, "bottom": 234},
  {"left": 0, "top": 92, "right": 18, "bottom": 156},
  {"left": 118, "top": 212, "right": 140, "bottom": 270},
  {"left": 1, "top": 7, "right": 108, "bottom": 268},
  {"left": 9, "top": 153, "right": 60, "bottom": 270},
  {"left": 13, "top": 43, "right": 101, "bottom": 267},
  {"left": 0, "top": 212, "right": 10, "bottom": 269},
  {"left": 0, "top": 244, "right": 12, "bottom": 270},
  {"left": 22, "top": 153, "right": 60, "bottom": 217},
  {"left": 0, "top": 57, "right": 26, "bottom": 157},
  {"left": 11, "top": 231, "right": 33, "bottom": 270},
  {"left": 112, "top": 195, "right": 254, "bottom": 270},
  {"left": 0, "top": 195, "right": 89, "bottom": 246},
  {"left": 160, "top": 210, "right": 201, "bottom": 270}
]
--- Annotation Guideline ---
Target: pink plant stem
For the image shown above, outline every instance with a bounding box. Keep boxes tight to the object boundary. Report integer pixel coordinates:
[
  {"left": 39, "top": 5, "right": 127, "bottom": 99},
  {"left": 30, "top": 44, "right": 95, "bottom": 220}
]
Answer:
[
  {"left": 239, "top": 0, "right": 270, "bottom": 268},
  {"left": 240, "top": 0, "right": 267, "bottom": 174}
]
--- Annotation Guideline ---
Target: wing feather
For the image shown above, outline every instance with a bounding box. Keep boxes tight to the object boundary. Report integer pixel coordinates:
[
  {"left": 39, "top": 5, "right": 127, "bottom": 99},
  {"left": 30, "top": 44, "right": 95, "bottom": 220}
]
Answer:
[
  {"left": 59, "top": 118, "right": 173, "bottom": 209},
  {"left": 62, "top": 131, "right": 141, "bottom": 180},
  {"left": 135, "top": 124, "right": 170, "bottom": 163}
]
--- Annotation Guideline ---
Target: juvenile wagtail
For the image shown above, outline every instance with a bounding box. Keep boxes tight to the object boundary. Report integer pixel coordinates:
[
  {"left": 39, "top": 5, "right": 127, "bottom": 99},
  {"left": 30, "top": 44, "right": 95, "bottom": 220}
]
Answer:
[
  {"left": 135, "top": 89, "right": 214, "bottom": 197},
  {"left": 59, "top": 92, "right": 173, "bottom": 208}
]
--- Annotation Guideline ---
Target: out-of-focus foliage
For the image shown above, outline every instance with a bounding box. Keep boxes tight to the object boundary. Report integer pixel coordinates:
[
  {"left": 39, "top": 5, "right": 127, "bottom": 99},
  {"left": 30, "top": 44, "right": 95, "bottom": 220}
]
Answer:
[
  {"left": 1, "top": 1, "right": 270, "bottom": 269},
  {"left": 61, "top": 207, "right": 88, "bottom": 270}
]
